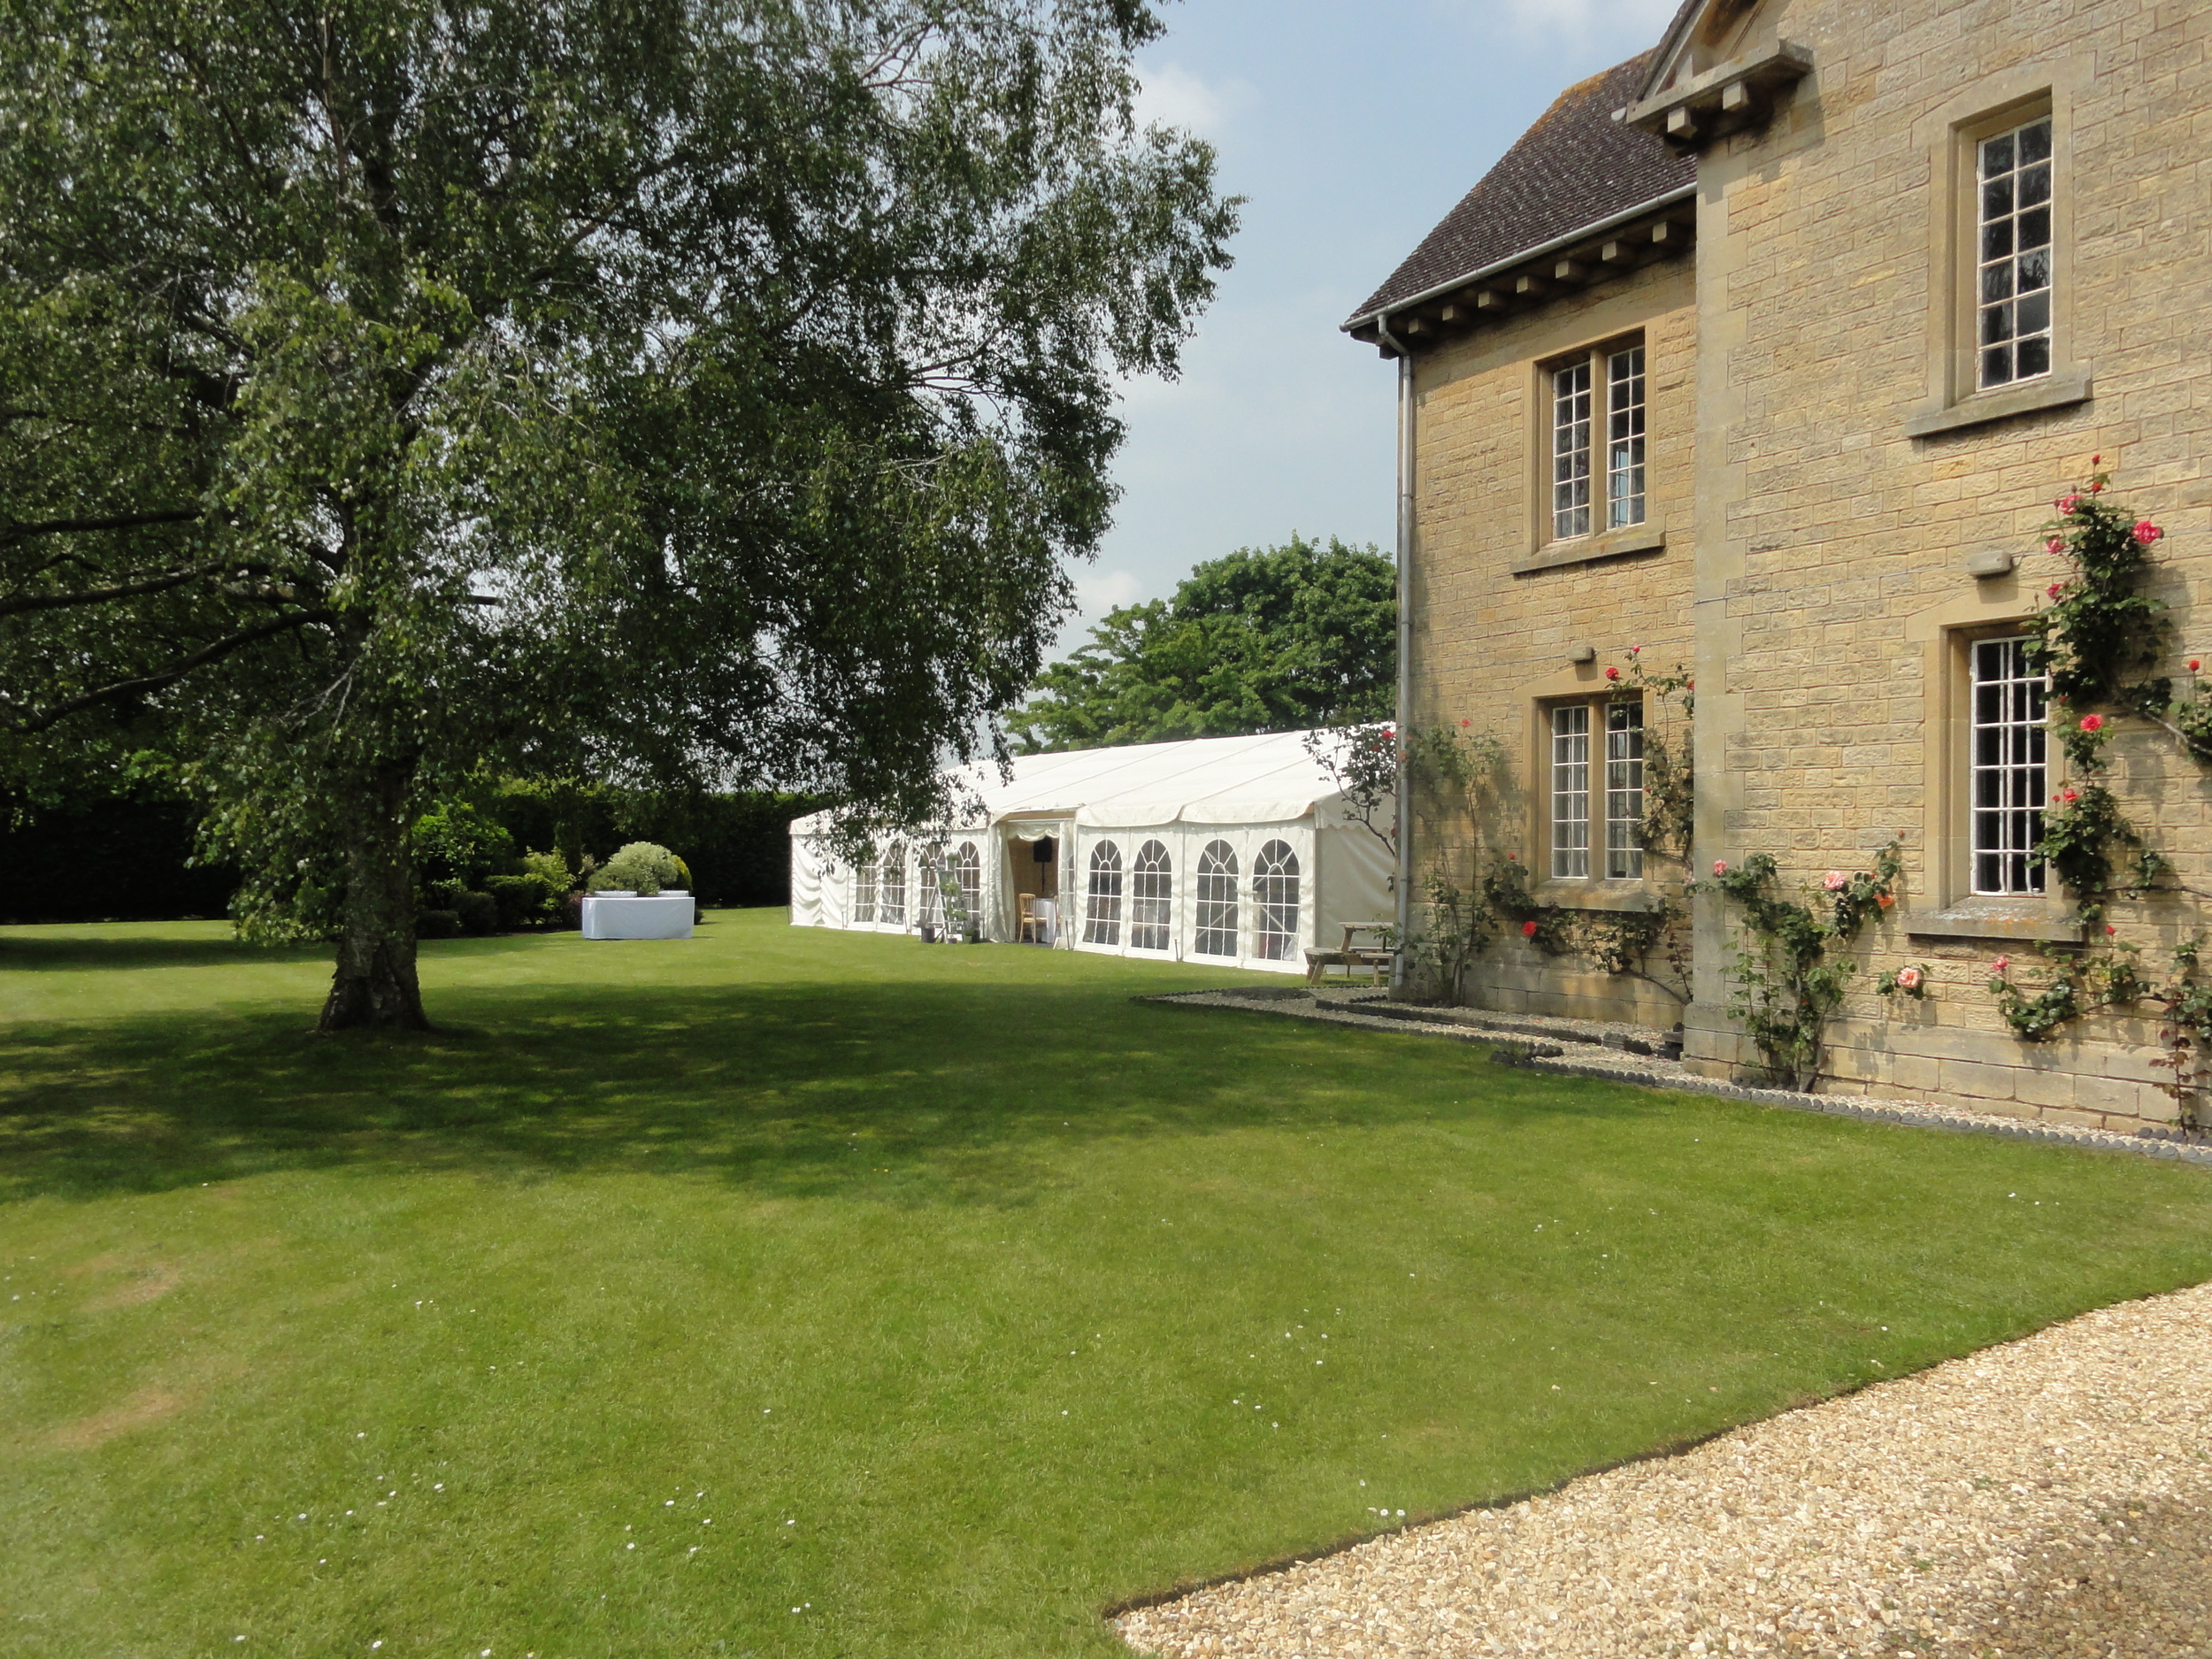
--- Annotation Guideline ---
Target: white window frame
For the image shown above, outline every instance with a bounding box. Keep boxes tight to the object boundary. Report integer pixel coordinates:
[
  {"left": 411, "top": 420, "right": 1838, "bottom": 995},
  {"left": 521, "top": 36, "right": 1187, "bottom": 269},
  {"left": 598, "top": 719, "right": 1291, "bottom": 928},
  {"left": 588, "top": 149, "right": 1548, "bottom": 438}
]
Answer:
[
  {"left": 852, "top": 849, "right": 877, "bottom": 924},
  {"left": 1549, "top": 704, "right": 1591, "bottom": 879},
  {"left": 1194, "top": 840, "right": 1240, "bottom": 957},
  {"left": 1548, "top": 695, "right": 1647, "bottom": 882},
  {"left": 1252, "top": 840, "right": 1301, "bottom": 962},
  {"left": 879, "top": 843, "right": 906, "bottom": 927},
  {"left": 1130, "top": 839, "right": 1172, "bottom": 952},
  {"left": 1083, "top": 840, "right": 1124, "bottom": 946},
  {"left": 1547, "top": 336, "right": 1647, "bottom": 544},
  {"left": 1970, "top": 636, "right": 2048, "bottom": 896},
  {"left": 1975, "top": 112, "right": 2054, "bottom": 391},
  {"left": 1603, "top": 700, "right": 1645, "bottom": 880}
]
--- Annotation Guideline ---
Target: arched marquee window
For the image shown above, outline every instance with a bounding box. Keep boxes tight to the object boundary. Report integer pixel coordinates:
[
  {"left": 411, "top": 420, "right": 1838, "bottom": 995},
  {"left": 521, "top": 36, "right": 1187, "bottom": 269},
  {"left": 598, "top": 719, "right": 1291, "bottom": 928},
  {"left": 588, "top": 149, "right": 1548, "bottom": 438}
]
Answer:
[
  {"left": 1253, "top": 839, "right": 1302, "bottom": 962},
  {"left": 853, "top": 844, "right": 878, "bottom": 924},
  {"left": 1084, "top": 840, "right": 1124, "bottom": 946},
  {"left": 917, "top": 847, "right": 944, "bottom": 927},
  {"left": 952, "top": 841, "right": 981, "bottom": 927},
  {"left": 1194, "top": 840, "right": 1239, "bottom": 956},
  {"left": 1130, "top": 840, "right": 1172, "bottom": 951},
  {"left": 879, "top": 843, "right": 906, "bottom": 926}
]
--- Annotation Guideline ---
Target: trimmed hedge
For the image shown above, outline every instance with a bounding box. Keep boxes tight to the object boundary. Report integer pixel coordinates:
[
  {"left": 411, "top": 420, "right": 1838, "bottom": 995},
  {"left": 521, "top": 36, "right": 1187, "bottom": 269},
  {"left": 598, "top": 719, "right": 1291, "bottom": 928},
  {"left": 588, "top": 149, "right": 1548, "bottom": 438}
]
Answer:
[
  {"left": 0, "top": 789, "right": 236, "bottom": 925},
  {"left": 0, "top": 785, "right": 826, "bottom": 925}
]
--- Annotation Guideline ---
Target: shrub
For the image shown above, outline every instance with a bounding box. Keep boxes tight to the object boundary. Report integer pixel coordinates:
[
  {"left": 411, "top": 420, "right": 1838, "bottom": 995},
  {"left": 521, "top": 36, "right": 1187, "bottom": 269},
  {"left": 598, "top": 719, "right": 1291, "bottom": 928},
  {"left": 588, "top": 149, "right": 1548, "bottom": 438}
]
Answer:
[
  {"left": 455, "top": 890, "right": 500, "bottom": 935},
  {"left": 411, "top": 803, "right": 516, "bottom": 887},
  {"left": 423, "top": 879, "right": 466, "bottom": 910},
  {"left": 416, "top": 908, "right": 462, "bottom": 940},
  {"left": 520, "top": 848, "right": 573, "bottom": 888},
  {"left": 588, "top": 841, "right": 686, "bottom": 895},
  {"left": 486, "top": 873, "right": 564, "bottom": 929}
]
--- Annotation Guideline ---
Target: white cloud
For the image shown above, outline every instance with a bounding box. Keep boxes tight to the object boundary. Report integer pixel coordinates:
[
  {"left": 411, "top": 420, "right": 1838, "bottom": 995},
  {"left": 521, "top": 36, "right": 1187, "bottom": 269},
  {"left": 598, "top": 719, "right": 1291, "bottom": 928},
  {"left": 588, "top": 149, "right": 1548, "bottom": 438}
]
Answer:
[
  {"left": 1073, "top": 567, "right": 1145, "bottom": 615},
  {"left": 1453, "top": 0, "right": 1684, "bottom": 51},
  {"left": 1132, "top": 60, "right": 1259, "bottom": 139}
]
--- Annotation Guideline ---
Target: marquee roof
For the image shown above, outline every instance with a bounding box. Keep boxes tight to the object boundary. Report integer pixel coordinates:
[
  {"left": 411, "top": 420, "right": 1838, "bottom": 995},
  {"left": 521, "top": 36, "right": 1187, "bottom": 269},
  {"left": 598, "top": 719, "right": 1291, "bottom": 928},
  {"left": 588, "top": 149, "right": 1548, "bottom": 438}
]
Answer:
[{"left": 789, "top": 728, "right": 1363, "bottom": 835}]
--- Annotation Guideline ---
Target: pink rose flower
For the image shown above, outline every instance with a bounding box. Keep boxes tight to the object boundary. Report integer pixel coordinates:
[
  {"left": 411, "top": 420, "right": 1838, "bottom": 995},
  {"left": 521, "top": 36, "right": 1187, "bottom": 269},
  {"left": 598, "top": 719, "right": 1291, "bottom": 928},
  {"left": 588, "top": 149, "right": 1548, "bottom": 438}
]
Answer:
[
  {"left": 1992, "top": 956, "right": 2010, "bottom": 973},
  {"left": 1896, "top": 966, "right": 1923, "bottom": 992},
  {"left": 1459, "top": 717, "right": 1471, "bottom": 727},
  {"left": 2057, "top": 493, "right": 2081, "bottom": 514},
  {"left": 2045, "top": 538, "right": 2065, "bottom": 556},
  {"left": 2134, "top": 520, "right": 2163, "bottom": 545},
  {"left": 2080, "top": 713, "right": 2103, "bottom": 732},
  {"left": 1823, "top": 871, "right": 1848, "bottom": 891},
  {"left": 2062, "top": 787, "right": 2079, "bottom": 803},
  {"left": 1712, "top": 860, "right": 1728, "bottom": 876},
  {"left": 2047, "top": 581, "right": 2064, "bottom": 599}
]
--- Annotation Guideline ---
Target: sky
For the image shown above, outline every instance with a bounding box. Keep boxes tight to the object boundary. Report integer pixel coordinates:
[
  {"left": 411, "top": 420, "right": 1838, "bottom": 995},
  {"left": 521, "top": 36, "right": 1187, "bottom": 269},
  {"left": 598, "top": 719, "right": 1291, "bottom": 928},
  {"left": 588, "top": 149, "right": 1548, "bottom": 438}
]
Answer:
[{"left": 1061, "top": 0, "right": 1686, "bottom": 649}]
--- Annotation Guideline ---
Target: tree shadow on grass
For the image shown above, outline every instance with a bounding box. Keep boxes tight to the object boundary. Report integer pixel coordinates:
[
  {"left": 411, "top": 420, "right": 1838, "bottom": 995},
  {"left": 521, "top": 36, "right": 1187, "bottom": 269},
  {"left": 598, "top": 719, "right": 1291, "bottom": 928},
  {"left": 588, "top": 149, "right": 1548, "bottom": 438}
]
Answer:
[
  {"left": 0, "top": 979, "right": 1661, "bottom": 1207},
  {"left": 0, "top": 933, "right": 330, "bottom": 972}
]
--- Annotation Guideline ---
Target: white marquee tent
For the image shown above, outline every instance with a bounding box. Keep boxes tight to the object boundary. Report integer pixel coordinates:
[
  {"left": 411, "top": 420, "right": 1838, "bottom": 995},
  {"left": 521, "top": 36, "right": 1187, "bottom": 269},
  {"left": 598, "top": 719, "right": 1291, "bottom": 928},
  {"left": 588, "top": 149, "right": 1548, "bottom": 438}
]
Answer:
[{"left": 787, "top": 729, "right": 1394, "bottom": 974}]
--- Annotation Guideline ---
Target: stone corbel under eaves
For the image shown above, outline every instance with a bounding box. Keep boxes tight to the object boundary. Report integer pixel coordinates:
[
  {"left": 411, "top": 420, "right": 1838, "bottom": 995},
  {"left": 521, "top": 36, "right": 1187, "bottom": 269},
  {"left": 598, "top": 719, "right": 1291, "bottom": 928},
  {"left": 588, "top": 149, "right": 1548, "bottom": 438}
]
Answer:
[
  {"left": 1347, "top": 208, "right": 1693, "bottom": 357},
  {"left": 1620, "top": 41, "right": 1812, "bottom": 150}
]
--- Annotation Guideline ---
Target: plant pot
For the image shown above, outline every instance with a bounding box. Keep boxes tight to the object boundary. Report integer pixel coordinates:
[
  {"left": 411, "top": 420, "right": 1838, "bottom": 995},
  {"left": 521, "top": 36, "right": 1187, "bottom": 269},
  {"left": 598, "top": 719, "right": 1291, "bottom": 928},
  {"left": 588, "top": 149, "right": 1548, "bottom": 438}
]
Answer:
[{"left": 919, "top": 922, "right": 940, "bottom": 943}]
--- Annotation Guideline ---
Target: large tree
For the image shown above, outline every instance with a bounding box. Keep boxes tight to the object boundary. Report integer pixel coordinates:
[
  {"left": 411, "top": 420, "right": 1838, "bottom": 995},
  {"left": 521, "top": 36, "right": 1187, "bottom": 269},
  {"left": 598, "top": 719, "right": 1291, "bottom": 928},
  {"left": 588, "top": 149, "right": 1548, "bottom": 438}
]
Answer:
[
  {"left": 1010, "top": 534, "right": 1394, "bottom": 750},
  {"left": 0, "top": 0, "right": 1236, "bottom": 1026}
]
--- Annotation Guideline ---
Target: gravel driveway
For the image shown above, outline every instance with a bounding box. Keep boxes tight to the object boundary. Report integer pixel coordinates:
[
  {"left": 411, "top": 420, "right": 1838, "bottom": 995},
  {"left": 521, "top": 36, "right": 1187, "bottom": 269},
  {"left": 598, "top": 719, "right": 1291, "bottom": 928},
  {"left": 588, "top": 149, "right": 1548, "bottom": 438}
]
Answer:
[{"left": 1115, "top": 1282, "right": 2212, "bottom": 1657}]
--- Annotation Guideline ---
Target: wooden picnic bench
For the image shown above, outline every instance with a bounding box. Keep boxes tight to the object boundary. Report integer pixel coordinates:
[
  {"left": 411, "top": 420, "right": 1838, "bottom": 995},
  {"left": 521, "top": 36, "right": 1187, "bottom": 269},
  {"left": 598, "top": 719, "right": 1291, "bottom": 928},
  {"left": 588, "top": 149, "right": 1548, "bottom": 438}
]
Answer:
[{"left": 1304, "top": 922, "right": 1395, "bottom": 987}]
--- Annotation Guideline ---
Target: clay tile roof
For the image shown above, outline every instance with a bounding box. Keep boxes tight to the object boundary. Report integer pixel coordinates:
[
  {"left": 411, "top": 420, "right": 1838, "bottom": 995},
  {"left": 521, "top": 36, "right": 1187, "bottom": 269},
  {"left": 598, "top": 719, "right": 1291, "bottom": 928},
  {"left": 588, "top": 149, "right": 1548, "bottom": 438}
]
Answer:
[{"left": 1347, "top": 51, "right": 1695, "bottom": 326}]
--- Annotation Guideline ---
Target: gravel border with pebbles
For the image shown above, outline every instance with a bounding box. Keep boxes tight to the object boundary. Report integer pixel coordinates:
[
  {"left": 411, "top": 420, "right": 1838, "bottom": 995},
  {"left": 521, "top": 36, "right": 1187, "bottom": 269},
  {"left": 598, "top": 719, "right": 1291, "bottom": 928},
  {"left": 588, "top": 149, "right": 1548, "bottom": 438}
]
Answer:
[
  {"left": 1141, "top": 988, "right": 2212, "bottom": 1168},
  {"left": 1115, "top": 1282, "right": 2212, "bottom": 1658}
]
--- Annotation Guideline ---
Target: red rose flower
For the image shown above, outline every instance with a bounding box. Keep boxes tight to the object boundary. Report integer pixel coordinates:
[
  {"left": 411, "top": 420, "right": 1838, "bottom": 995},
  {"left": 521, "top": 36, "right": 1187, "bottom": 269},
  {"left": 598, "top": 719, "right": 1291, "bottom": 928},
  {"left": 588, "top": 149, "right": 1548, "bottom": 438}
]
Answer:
[
  {"left": 2134, "top": 520, "right": 2164, "bottom": 546},
  {"left": 2047, "top": 581, "right": 2064, "bottom": 598},
  {"left": 1604, "top": 665, "right": 1621, "bottom": 682},
  {"left": 1521, "top": 920, "right": 1539, "bottom": 938},
  {"left": 2192, "top": 660, "right": 2202, "bottom": 673},
  {"left": 2062, "top": 787, "right": 2079, "bottom": 803},
  {"left": 2080, "top": 714, "right": 2104, "bottom": 733},
  {"left": 2092, "top": 454, "right": 2101, "bottom": 465},
  {"left": 2107, "top": 924, "right": 2118, "bottom": 936},
  {"left": 2090, "top": 479, "right": 2105, "bottom": 492}
]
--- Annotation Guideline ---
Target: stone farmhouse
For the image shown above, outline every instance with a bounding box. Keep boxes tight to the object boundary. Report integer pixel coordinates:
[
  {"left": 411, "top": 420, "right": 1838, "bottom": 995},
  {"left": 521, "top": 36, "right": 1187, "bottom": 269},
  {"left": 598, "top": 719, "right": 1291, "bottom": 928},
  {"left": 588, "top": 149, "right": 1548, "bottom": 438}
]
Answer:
[{"left": 1343, "top": 0, "right": 2210, "bottom": 1131}]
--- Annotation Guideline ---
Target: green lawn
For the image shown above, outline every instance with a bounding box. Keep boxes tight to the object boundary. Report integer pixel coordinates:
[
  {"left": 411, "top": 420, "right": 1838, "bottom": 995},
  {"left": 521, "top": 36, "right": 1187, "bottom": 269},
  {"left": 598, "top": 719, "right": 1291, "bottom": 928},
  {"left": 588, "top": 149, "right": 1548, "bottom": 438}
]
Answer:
[{"left": 4, "top": 911, "right": 2210, "bottom": 1658}]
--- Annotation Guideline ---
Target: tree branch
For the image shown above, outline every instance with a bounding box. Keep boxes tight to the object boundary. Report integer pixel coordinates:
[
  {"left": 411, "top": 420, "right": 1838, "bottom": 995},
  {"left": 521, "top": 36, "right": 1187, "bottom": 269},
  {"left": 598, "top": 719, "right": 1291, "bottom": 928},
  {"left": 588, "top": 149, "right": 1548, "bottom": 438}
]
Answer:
[
  {"left": 1, "top": 609, "right": 332, "bottom": 733},
  {"left": 0, "top": 508, "right": 204, "bottom": 548},
  {"left": 0, "top": 557, "right": 235, "bottom": 618}
]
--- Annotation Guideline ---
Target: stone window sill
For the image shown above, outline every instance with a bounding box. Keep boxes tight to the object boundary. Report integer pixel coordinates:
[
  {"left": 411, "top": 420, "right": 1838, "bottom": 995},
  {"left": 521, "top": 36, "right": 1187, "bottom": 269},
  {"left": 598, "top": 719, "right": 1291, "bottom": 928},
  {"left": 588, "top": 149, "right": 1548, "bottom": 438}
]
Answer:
[
  {"left": 1904, "top": 903, "right": 2081, "bottom": 944},
  {"left": 1533, "top": 881, "right": 1664, "bottom": 914},
  {"left": 1513, "top": 525, "right": 1666, "bottom": 575},
  {"left": 1905, "top": 370, "right": 2093, "bottom": 439}
]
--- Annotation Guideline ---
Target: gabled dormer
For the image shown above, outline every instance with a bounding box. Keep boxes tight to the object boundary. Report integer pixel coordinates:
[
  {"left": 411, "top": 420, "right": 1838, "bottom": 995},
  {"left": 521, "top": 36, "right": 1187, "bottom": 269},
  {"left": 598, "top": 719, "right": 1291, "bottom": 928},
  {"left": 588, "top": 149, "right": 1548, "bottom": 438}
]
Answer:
[{"left": 1622, "top": 0, "right": 1810, "bottom": 150}]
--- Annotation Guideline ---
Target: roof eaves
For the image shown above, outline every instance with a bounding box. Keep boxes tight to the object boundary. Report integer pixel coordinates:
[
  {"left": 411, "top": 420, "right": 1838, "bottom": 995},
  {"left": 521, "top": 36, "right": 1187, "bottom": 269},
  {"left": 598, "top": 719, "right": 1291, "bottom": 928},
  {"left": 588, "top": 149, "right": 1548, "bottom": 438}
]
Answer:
[{"left": 1340, "top": 182, "right": 1697, "bottom": 334}]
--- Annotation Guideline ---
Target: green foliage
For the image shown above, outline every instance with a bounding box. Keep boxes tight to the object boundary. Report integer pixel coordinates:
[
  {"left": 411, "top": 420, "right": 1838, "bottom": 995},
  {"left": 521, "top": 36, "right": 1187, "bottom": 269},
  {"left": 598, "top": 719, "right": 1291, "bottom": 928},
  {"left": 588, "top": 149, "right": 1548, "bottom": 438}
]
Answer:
[
  {"left": 519, "top": 849, "right": 574, "bottom": 890},
  {"left": 1875, "top": 963, "right": 1933, "bottom": 1000},
  {"left": 2024, "top": 469, "right": 2169, "bottom": 707},
  {"left": 588, "top": 841, "right": 686, "bottom": 896},
  {"left": 1011, "top": 536, "right": 1395, "bottom": 750},
  {"left": 1704, "top": 842, "right": 1902, "bottom": 1089},
  {"left": 413, "top": 908, "right": 461, "bottom": 941},
  {"left": 410, "top": 803, "right": 517, "bottom": 890},
  {"left": 0, "top": 0, "right": 1238, "bottom": 1025},
  {"left": 484, "top": 873, "right": 565, "bottom": 930},
  {"left": 2031, "top": 779, "right": 2137, "bottom": 926},
  {"left": 453, "top": 890, "right": 499, "bottom": 936}
]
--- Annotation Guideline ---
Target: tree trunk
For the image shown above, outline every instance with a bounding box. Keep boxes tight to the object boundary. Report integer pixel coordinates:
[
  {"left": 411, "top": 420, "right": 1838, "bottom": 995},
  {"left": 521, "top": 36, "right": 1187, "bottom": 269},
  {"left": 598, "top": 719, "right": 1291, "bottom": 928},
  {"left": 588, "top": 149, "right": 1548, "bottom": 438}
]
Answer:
[{"left": 319, "top": 762, "right": 430, "bottom": 1032}]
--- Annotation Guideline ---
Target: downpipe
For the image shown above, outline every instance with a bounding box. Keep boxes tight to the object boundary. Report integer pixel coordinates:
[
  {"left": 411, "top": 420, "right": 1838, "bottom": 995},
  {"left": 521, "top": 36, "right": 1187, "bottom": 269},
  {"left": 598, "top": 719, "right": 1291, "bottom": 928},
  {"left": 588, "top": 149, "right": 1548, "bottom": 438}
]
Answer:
[{"left": 1373, "top": 312, "right": 1417, "bottom": 994}]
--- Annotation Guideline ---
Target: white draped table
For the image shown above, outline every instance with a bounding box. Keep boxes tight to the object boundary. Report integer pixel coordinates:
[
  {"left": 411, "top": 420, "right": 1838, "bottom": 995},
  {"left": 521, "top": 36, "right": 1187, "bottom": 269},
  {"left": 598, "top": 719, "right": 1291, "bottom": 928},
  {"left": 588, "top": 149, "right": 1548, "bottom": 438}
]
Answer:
[{"left": 580, "top": 893, "right": 696, "bottom": 941}]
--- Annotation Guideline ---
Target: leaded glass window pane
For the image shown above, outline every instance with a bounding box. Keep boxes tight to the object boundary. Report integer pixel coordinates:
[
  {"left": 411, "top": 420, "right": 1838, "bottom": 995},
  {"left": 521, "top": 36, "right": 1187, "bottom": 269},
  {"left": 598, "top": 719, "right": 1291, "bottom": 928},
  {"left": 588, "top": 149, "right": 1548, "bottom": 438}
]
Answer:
[
  {"left": 1605, "top": 700, "right": 1645, "bottom": 879},
  {"left": 1970, "top": 638, "right": 2047, "bottom": 895},
  {"left": 1551, "top": 704, "right": 1590, "bottom": 879},
  {"left": 1977, "top": 115, "right": 2054, "bottom": 390}
]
